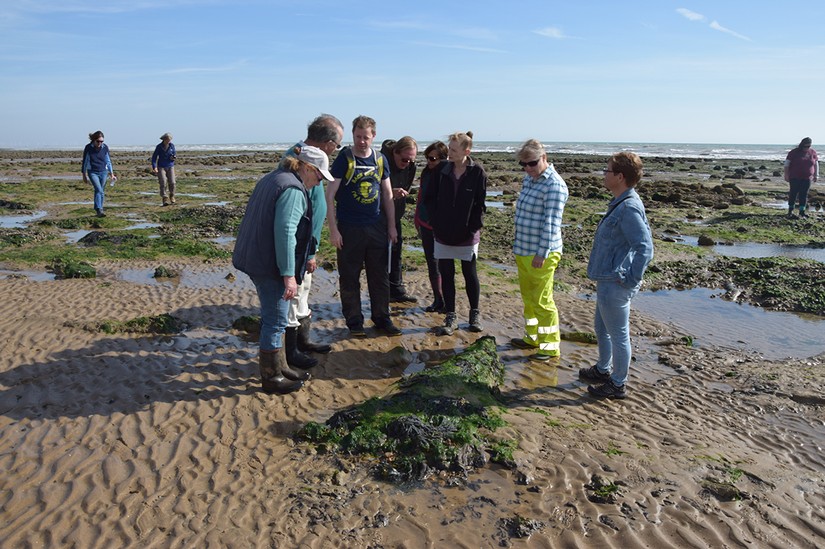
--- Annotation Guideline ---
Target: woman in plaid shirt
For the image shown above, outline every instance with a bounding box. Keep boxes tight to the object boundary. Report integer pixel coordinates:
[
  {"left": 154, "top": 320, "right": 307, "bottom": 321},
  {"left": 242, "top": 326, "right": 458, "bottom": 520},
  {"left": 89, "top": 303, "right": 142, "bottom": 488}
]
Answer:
[{"left": 510, "top": 139, "right": 568, "bottom": 361}]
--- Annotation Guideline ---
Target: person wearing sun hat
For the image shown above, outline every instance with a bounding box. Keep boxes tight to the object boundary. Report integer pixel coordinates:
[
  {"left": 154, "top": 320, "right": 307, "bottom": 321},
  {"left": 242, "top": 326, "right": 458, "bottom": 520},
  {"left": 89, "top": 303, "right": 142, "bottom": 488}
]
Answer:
[
  {"left": 151, "top": 132, "right": 177, "bottom": 206},
  {"left": 233, "top": 145, "right": 333, "bottom": 395}
]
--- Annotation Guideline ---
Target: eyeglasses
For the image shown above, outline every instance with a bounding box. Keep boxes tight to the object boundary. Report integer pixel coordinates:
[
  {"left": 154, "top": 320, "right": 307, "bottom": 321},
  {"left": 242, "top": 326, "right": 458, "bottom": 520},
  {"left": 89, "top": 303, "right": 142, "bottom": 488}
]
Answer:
[
  {"left": 426, "top": 155, "right": 443, "bottom": 162},
  {"left": 602, "top": 169, "right": 618, "bottom": 175},
  {"left": 328, "top": 139, "right": 342, "bottom": 150},
  {"left": 518, "top": 159, "right": 540, "bottom": 168}
]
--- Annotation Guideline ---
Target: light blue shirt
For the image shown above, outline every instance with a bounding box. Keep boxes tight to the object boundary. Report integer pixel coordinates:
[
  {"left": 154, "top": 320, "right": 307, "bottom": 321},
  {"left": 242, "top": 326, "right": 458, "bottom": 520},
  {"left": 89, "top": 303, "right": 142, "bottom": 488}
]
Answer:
[
  {"left": 274, "top": 188, "right": 307, "bottom": 277},
  {"left": 513, "top": 164, "right": 568, "bottom": 258}
]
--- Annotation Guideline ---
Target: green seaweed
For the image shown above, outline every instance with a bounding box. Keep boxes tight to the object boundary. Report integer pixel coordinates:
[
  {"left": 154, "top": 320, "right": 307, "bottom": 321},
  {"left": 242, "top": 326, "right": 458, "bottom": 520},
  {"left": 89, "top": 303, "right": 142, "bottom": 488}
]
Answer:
[{"left": 295, "top": 336, "right": 511, "bottom": 482}]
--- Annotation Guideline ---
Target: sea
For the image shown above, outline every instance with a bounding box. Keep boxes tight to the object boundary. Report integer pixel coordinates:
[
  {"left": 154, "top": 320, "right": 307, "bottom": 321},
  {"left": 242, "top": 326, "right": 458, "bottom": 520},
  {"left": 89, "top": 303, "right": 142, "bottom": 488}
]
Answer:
[{"left": 106, "top": 142, "right": 791, "bottom": 162}]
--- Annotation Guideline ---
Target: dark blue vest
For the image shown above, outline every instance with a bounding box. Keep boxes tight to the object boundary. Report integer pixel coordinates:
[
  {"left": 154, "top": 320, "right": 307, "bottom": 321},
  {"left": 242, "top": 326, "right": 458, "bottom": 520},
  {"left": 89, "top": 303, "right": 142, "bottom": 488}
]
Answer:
[{"left": 232, "top": 170, "right": 314, "bottom": 283}]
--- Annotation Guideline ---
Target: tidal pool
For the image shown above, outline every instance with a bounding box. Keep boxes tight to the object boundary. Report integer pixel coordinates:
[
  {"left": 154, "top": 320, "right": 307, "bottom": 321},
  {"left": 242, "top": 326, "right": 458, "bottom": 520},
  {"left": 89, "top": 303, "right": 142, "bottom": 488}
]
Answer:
[
  {"left": 632, "top": 287, "right": 825, "bottom": 359},
  {"left": 673, "top": 235, "right": 825, "bottom": 263},
  {"left": 0, "top": 210, "right": 47, "bottom": 228}
]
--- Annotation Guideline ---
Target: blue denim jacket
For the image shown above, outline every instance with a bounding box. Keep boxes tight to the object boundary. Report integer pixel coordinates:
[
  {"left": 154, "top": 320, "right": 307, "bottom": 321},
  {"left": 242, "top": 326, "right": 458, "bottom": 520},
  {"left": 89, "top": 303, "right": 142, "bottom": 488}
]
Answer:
[{"left": 586, "top": 188, "right": 654, "bottom": 288}]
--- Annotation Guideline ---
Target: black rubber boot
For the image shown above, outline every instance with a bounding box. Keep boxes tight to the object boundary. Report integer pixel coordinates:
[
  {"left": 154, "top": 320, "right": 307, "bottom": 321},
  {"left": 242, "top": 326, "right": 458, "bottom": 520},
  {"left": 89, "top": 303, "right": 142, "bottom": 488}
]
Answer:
[
  {"left": 285, "top": 327, "right": 318, "bottom": 369},
  {"left": 297, "top": 316, "right": 331, "bottom": 354},
  {"left": 259, "top": 349, "right": 303, "bottom": 395}
]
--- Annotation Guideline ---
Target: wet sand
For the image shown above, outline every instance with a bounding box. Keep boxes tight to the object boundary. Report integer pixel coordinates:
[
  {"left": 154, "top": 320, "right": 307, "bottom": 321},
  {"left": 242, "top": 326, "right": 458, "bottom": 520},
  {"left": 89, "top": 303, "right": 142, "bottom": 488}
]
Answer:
[{"left": 1, "top": 259, "right": 824, "bottom": 547}]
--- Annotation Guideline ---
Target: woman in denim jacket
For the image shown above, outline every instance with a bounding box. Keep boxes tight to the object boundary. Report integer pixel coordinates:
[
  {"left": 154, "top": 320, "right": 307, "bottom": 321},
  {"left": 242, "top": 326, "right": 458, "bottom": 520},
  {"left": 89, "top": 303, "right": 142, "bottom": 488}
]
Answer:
[{"left": 579, "top": 151, "right": 653, "bottom": 399}]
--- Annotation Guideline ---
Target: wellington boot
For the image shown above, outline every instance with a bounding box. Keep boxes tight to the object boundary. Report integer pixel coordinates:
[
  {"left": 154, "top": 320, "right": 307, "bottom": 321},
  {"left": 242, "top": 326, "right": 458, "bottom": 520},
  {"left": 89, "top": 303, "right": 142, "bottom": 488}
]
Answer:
[
  {"left": 259, "top": 349, "right": 303, "bottom": 395},
  {"left": 297, "top": 316, "right": 331, "bottom": 354},
  {"left": 286, "top": 327, "right": 318, "bottom": 369},
  {"left": 281, "top": 361, "right": 311, "bottom": 382}
]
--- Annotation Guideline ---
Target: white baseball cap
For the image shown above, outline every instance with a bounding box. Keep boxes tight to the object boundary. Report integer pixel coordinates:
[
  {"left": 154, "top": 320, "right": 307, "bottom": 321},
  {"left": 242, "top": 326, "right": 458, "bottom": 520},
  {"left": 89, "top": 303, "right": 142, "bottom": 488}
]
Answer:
[{"left": 297, "top": 145, "right": 334, "bottom": 181}]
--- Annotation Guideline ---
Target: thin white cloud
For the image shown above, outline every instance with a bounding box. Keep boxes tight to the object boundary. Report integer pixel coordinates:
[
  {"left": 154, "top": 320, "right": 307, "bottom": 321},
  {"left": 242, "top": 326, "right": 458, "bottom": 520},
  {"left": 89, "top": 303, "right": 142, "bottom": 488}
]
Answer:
[
  {"left": 414, "top": 41, "right": 506, "bottom": 54},
  {"left": 677, "top": 8, "right": 751, "bottom": 41},
  {"left": 676, "top": 8, "right": 705, "bottom": 22},
  {"left": 533, "top": 27, "right": 567, "bottom": 39},
  {"left": 710, "top": 21, "right": 751, "bottom": 42},
  {"left": 163, "top": 65, "right": 239, "bottom": 75}
]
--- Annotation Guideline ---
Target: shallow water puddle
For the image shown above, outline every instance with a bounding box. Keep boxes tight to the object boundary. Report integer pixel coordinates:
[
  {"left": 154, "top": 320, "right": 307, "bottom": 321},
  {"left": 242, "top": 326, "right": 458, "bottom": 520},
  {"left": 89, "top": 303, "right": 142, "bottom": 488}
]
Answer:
[
  {"left": 672, "top": 235, "right": 825, "bottom": 263},
  {"left": 0, "top": 269, "right": 57, "bottom": 281},
  {"left": 0, "top": 210, "right": 47, "bottom": 228},
  {"left": 632, "top": 287, "right": 825, "bottom": 359},
  {"left": 64, "top": 229, "right": 93, "bottom": 243}
]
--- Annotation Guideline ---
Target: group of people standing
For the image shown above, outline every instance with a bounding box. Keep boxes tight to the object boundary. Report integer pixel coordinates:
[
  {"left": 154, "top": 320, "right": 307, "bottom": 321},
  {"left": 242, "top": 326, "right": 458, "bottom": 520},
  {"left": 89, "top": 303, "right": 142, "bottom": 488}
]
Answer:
[
  {"left": 78, "top": 126, "right": 821, "bottom": 400},
  {"left": 227, "top": 113, "right": 656, "bottom": 400},
  {"left": 85, "top": 116, "right": 658, "bottom": 400}
]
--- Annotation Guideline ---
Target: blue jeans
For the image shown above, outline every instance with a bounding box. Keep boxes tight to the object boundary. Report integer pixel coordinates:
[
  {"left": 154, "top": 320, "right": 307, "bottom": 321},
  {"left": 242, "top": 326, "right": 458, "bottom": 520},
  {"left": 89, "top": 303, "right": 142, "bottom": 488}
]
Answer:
[
  {"left": 251, "top": 276, "right": 288, "bottom": 351},
  {"left": 594, "top": 280, "right": 639, "bottom": 386},
  {"left": 87, "top": 171, "right": 108, "bottom": 211}
]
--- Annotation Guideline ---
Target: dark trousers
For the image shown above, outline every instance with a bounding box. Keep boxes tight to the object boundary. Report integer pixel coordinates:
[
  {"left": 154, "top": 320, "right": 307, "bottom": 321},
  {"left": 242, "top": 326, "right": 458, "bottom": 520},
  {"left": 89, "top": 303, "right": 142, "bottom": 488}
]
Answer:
[
  {"left": 389, "top": 214, "right": 406, "bottom": 296},
  {"left": 337, "top": 222, "right": 391, "bottom": 329},
  {"left": 419, "top": 226, "right": 441, "bottom": 300},
  {"left": 789, "top": 178, "right": 812, "bottom": 212},
  {"left": 438, "top": 256, "right": 480, "bottom": 314}
]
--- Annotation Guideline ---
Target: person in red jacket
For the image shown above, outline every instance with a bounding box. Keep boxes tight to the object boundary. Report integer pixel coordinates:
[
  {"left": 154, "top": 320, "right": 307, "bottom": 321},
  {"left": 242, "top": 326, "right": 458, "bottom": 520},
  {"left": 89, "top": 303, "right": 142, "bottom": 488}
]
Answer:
[{"left": 783, "top": 137, "right": 819, "bottom": 218}]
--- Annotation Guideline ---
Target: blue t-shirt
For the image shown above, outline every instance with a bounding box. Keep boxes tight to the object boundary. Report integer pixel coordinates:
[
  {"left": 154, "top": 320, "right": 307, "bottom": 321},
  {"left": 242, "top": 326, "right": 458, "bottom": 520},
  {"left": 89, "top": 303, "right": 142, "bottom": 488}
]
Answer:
[{"left": 330, "top": 148, "right": 388, "bottom": 226}]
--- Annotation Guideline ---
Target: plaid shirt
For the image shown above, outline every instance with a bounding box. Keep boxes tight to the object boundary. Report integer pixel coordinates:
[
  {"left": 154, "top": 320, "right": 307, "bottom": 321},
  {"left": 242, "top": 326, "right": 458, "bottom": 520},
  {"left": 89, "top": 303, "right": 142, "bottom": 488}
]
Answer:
[{"left": 514, "top": 164, "right": 568, "bottom": 258}]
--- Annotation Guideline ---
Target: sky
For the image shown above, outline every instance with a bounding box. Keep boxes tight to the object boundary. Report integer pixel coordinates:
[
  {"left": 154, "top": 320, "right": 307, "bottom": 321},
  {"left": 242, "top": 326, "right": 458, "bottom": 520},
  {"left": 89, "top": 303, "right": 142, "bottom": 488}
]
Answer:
[{"left": 1, "top": 0, "right": 824, "bottom": 149}]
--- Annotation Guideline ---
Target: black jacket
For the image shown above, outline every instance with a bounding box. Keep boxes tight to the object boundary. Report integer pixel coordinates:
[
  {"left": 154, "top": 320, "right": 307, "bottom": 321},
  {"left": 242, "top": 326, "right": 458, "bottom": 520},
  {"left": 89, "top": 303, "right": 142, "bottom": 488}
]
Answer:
[{"left": 423, "top": 157, "right": 487, "bottom": 245}]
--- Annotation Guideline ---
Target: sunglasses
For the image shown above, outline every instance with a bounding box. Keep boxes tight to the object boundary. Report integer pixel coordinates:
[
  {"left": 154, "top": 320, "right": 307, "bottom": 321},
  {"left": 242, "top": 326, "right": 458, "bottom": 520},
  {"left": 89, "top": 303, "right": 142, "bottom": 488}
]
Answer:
[
  {"left": 426, "top": 155, "right": 443, "bottom": 162},
  {"left": 328, "top": 139, "right": 342, "bottom": 150},
  {"left": 518, "top": 159, "right": 540, "bottom": 168},
  {"left": 397, "top": 157, "right": 415, "bottom": 165},
  {"left": 96, "top": 139, "right": 104, "bottom": 143}
]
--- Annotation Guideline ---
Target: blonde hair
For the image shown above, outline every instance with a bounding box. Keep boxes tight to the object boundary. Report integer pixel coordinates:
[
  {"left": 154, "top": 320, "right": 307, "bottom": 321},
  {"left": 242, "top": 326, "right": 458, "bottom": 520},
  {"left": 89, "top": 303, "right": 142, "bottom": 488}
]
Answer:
[
  {"left": 448, "top": 131, "right": 473, "bottom": 150},
  {"left": 517, "top": 139, "right": 545, "bottom": 161}
]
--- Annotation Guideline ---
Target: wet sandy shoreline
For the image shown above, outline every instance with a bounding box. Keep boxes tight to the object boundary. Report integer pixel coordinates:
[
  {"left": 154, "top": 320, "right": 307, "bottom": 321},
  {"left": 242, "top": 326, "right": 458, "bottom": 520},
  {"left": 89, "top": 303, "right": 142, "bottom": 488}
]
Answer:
[{"left": 0, "top": 258, "right": 823, "bottom": 547}]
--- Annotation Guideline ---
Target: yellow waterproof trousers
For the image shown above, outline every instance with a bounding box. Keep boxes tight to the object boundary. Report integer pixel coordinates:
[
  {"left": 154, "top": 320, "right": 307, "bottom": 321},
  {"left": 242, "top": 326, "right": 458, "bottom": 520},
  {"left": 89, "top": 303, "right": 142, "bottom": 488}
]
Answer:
[{"left": 516, "top": 253, "right": 562, "bottom": 357}]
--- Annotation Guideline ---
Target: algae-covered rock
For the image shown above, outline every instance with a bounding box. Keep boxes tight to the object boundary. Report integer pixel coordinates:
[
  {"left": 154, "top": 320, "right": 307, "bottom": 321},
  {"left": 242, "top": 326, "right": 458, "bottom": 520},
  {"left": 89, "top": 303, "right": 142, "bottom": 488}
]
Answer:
[
  {"left": 82, "top": 313, "right": 185, "bottom": 334},
  {"left": 295, "top": 336, "right": 510, "bottom": 482},
  {"left": 48, "top": 257, "right": 96, "bottom": 279},
  {"left": 232, "top": 315, "right": 260, "bottom": 334},
  {"left": 153, "top": 265, "right": 179, "bottom": 278}
]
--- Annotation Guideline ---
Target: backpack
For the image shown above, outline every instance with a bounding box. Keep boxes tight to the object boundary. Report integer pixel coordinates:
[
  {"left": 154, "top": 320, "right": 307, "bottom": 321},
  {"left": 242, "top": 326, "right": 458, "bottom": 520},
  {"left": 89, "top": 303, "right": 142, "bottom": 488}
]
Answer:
[{"left": 342, "top": 146, "right": 385, "bottom": 186}]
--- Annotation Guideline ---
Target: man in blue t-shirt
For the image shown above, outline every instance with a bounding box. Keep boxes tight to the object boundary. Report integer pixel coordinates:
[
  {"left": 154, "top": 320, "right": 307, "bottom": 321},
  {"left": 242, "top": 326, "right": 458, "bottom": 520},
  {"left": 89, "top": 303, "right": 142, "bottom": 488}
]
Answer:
[{"left": 326, "top": 115, "right": 400, "bottom": 337}]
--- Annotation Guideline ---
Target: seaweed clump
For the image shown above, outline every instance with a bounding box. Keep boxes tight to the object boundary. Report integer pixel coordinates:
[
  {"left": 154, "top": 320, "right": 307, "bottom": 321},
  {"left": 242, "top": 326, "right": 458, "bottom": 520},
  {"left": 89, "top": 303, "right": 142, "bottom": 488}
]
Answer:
[
  {"left": 77, "top": 313, "right": 185, "bottom": 334},
  {"left": 48, "top": 256, "right": 96, "bottom": 279},
  {"left": 295, "top": 336, "right": 512, "bottom": 483}
]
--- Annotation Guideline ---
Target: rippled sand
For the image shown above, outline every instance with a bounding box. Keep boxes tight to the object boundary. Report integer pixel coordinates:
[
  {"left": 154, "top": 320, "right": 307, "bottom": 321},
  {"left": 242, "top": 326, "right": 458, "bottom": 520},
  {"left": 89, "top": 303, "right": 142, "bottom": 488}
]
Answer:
[{"left": 1, "top": 260, "right": 823, "bottom": 548}]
